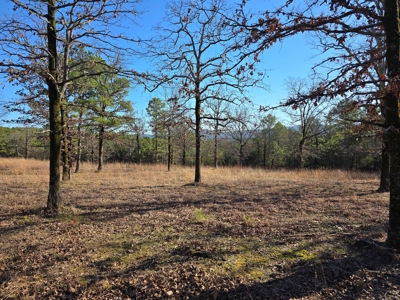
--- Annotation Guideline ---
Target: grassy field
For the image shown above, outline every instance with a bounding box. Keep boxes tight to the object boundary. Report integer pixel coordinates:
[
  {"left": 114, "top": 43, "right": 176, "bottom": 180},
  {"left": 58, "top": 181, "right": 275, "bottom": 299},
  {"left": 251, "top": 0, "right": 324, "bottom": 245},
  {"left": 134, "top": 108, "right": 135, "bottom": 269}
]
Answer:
[{"left": 0, "top": 158, "right": 398, "bottom": 299}]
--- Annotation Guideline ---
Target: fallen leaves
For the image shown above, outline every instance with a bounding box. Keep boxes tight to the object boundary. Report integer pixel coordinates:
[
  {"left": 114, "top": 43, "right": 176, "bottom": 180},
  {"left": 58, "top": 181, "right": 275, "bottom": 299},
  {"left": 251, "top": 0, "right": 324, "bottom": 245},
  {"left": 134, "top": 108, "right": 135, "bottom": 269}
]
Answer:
[{"left": 0, "top": 165, "right": 397, "bottom": 299}]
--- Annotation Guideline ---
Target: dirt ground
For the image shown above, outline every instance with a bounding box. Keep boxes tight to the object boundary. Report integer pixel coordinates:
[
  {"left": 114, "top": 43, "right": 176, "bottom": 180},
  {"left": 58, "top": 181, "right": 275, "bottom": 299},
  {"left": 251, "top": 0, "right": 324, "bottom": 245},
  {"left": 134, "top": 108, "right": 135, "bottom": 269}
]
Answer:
[{"left": 0, "top": 159, "right": 399, "bottom": 299}]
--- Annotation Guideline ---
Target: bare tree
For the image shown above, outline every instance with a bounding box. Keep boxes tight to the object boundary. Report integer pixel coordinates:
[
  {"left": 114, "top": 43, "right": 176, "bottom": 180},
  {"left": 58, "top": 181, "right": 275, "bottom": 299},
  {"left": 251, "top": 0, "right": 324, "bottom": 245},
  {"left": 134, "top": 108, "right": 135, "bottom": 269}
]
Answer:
[
  {"left": 144, "top": 0, "right": 262, "bottom": 183},
  {"left": 0, "top": 0, "right": 142, "bottom": 214},
  {"left": 228, "top": 104, "right": 261, "bottom": 168},
  {"left": 203, "top": 91, "right": 232, "bottom": 168},
  {"left": 284, "top": 78, "right": 331, "bottom": 168}
]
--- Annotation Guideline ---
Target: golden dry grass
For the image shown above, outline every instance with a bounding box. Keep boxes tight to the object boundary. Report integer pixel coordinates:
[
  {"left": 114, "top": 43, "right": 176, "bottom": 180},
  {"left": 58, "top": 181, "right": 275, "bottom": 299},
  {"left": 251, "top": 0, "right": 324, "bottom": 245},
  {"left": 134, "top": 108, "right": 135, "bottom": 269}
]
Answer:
[{"left": 0, "top": 158, "right": 397, "bottom": 299}]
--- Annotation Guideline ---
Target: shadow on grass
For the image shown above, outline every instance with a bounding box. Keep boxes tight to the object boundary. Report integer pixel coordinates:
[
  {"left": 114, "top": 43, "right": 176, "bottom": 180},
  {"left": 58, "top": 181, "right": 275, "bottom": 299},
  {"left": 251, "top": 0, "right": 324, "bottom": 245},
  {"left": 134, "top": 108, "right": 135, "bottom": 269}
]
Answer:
[
  {"left": 75, "top": 233, "right": 399, "bottom": 299},
  {"left": 210, "top": 239, "right": 398, "bottom": 299},
  {"left": 1, "top": 179, "right": 394, "bottom": 299}
]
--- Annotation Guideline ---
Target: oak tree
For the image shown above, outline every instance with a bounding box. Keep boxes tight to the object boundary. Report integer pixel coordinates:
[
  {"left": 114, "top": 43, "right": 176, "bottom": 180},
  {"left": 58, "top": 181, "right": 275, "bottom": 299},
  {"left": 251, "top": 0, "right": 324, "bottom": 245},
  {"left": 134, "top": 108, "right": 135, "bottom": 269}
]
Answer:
[
  {"left": 144, "top": 0, "right": 262, "bottom": 183},
  {"left": 0, "top": 0, "right": 141, "bottom": 213},
  {"left": 241, "top": 0, "right": 400, "bottom": 248}
]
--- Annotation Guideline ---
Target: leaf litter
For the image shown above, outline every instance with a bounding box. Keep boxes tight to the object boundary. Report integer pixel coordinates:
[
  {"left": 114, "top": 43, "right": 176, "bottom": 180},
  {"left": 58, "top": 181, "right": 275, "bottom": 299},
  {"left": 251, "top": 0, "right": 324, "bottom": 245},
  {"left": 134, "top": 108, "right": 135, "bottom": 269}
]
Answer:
[{"left": 0, "top": 167, "right": 399, "bottom": 299}]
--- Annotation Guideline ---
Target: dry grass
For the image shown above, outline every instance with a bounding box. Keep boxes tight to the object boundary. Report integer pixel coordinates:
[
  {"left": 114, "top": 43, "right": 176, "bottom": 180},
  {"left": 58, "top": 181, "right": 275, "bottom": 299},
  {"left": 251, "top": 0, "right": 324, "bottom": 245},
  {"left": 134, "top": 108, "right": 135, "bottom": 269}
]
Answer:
[{"left": 0, "top": 159, "right": 398, "bottom": 299}]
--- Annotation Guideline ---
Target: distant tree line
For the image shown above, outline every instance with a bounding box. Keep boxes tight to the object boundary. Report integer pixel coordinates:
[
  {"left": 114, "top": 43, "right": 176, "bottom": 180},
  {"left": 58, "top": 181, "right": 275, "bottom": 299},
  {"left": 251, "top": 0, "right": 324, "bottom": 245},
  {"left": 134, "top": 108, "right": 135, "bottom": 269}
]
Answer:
[{"left": 0, "top": 95, "right": 382, "bottom": 172}]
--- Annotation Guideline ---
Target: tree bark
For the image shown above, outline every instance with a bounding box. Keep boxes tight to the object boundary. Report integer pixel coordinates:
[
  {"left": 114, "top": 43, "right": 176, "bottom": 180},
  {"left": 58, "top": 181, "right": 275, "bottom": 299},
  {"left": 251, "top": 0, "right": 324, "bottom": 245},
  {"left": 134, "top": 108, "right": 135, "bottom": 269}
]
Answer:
[
  {"left": 61, "top": 105, "right": 69, "bottom": 181},
  {"left": 194, "top": 93, "right": 201, "bottom": 183},
  {"left": 384, "top": 0, "right": 400, "bottom": 249},
  {"left": 154, "top": 130, "right": 158, "bottom": 163},
  {"left": 377, "top": 139, "right": 390, "bottom": 193},
  {"left": 263, "top": 138, "right": 267, "bottom": 169},
  {"left": 46, "top": 0, "right": 62, "bottom": 214},
  {"left": 136, "top": 133, "right": 141, "bottom": 164},
  {"left": 167, "top": 127, "right": 171, "bottom": 171},
  {"left": 98, "top": 125, "right": 104, "bottom": 171},
  {"left": 213, "top": 120, "right": 219, "bottom": 168},
  {"left": 299, "top": 138, "right": 305, "bottom": 168},
  {"left": 239, "top": 145, "right": 244, "bottom": 168},
  {"left": 24, "top": 128, "right": 29, "bottom": 159},
  {"left": 182, "top": 131, "right": 186, "bottom": 166},
  {"left": 75, "top": 117, "right": 82, "bottom": 173}
]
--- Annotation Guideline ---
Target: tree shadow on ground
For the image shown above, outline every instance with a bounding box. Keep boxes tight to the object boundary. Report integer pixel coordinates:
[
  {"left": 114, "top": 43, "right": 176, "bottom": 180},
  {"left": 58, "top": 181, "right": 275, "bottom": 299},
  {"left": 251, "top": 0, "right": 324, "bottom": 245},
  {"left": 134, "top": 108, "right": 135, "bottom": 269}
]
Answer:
[
  {"left": 1, "top": 180, "right": 382, "bottom": 227},
  {"left": 1, "top": 179, "right": 393, "bottom": 299},
  {"left": 210, "top": 241, "right": 399, "bottom": 299},
  {"left": 69, "top": 225, "right": 398, "bottom": 299}
]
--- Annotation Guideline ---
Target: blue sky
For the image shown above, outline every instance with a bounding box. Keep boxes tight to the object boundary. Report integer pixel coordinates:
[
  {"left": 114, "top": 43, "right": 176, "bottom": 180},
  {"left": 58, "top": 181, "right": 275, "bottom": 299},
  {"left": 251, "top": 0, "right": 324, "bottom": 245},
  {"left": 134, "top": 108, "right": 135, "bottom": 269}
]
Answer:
[
  {"left": 0, "top": 0, "right": 324, "bottom": 126},
  {"left": 131, "top": 0, "right": 325, "bottom": 120}
]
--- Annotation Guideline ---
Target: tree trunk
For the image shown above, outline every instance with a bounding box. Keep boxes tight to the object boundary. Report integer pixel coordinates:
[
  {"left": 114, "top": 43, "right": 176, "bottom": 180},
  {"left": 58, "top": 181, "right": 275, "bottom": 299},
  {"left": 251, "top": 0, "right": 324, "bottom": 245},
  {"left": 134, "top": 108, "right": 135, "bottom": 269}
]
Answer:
[
  {"left": 343, "top": 133, "right": 347, "bottom": 170},
  {"left": 24, "top": 128, "right": 29, "bottom": 159},
  {"left": 98, "top": 125, "right": 104, "bottom": 171},
  {"left": 314, "top": 136, "right": 319, "bottom": 168},
  {"left": 384, "top": 0, "right": 400, "bottom": 249},
  {"left": 377, "top": 139, "right": 390, "bottom": 193},
  {"left": 46, "top": 0, "right": 62, "bottom": 213},
  {"left": 299, "top": 138, "right": 305, "bottom": 168},
  {"left": 239, "top": 145, "right": 244, "bottom": 168},
  {"left": 91, "top": 137, "right": 95, "bottom": 164},
  {"left": 136, "top": 133, "right": 141, "bottom": 164},
  {"left": 75, "top": 113, "right": 82, "bottom": 173},
  {"left": 167, "top": 127, "right": 171, "bottom": 171},
  {"left": 75, "top": 134, "right": 81, "bottom": 173},
  {"left": 182, "top": 132, "right": 186, "bottom": 166},
  {"left": 213, "top": 126, "right": 218, "bottom": 168},
  {"left": 263, "top": 139, "right": 267, "bottom": 169},
  {"left": 61, "top": 105, "right": 69, "bottom": 181},
  {"left": 194, "top": 94, "right": 201, "bottom": 183},
  {"left": 155, "top": 131, "right": 158, "bottom": 163},
  {"left": 67, "top": 135, "right": 73, "bottom": 180}
]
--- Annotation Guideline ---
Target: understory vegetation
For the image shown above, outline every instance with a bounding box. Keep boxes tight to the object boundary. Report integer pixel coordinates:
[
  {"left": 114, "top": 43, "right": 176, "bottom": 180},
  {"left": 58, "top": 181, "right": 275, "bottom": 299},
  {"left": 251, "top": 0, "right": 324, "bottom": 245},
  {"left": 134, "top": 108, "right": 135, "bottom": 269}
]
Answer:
[{"left": 0, "top": 159, "right": 398, "bottom": 299}]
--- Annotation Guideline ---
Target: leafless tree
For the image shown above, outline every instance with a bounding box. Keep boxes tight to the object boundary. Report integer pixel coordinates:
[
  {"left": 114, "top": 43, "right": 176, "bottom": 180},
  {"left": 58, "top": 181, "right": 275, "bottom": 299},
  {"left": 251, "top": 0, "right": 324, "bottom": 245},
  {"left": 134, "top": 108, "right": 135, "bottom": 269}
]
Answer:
[
  {"left": 284, "top": 78, "right": 331, "bottom": 168},
  {"left": 143, "top": 0, "right": 263, "bottom": 183},
  {"left": 227, "top": 104, "right": 261, "bottom": 168},
  {"left": 203, "top": 94, "right": 232, "bottom": 168}
]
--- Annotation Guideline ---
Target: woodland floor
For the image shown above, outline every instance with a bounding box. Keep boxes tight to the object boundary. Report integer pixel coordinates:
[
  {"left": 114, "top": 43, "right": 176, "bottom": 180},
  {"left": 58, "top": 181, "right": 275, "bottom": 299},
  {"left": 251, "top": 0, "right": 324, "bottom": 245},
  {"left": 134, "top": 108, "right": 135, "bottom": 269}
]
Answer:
[{"left": 0, "top": 159, "right": 399, "bottom": 299}]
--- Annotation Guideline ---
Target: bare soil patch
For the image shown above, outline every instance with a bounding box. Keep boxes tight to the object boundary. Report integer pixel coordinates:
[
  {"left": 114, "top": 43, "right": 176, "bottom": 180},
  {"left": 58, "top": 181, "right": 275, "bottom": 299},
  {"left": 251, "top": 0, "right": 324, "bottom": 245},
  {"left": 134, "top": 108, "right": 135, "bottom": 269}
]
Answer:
[{"left": 0, "top": 159, "right": 398, "bottom": 299}]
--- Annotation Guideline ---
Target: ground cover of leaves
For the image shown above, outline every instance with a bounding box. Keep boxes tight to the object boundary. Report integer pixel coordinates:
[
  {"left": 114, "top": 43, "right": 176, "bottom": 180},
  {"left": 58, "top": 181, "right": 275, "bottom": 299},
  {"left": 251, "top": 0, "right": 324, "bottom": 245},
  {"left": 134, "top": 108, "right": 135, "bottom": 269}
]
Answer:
[{"left": 0, "top": 159, "right": 399, "bottom": 299}]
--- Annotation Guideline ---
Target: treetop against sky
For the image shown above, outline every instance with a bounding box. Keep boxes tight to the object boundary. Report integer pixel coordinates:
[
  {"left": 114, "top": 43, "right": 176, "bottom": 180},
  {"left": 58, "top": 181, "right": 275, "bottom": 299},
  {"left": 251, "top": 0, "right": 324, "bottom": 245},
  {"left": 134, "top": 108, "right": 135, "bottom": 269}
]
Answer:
[{"left": 0, "top": 0, "right": 330, "bottom": 125}]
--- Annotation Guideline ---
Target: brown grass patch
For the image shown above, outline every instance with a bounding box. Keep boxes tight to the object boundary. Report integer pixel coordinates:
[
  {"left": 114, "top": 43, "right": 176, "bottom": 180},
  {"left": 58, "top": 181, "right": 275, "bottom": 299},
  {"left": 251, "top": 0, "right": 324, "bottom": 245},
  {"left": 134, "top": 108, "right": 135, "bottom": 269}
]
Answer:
[{"left": 0, "top": 159, "right": 398, "bottom": 299}]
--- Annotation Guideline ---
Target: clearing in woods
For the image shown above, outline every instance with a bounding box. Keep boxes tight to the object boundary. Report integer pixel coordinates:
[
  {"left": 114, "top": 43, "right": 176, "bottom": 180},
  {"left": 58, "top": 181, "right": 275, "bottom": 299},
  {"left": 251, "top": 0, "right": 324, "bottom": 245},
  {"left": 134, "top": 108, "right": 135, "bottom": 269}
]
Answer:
[{"left": 0, "top": 158, "right": 398, "bottom": 299}]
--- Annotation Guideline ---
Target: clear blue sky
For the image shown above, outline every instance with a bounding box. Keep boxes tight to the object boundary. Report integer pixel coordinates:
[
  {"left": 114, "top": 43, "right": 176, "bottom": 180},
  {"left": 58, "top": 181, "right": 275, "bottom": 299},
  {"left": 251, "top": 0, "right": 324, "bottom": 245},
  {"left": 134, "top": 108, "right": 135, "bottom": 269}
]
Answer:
[
  {"left": 0, "top": 0, "right": 325, "bottom": 126},
  {"left": 131, "top": 0, "right": 326, "bottom": 122}
]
